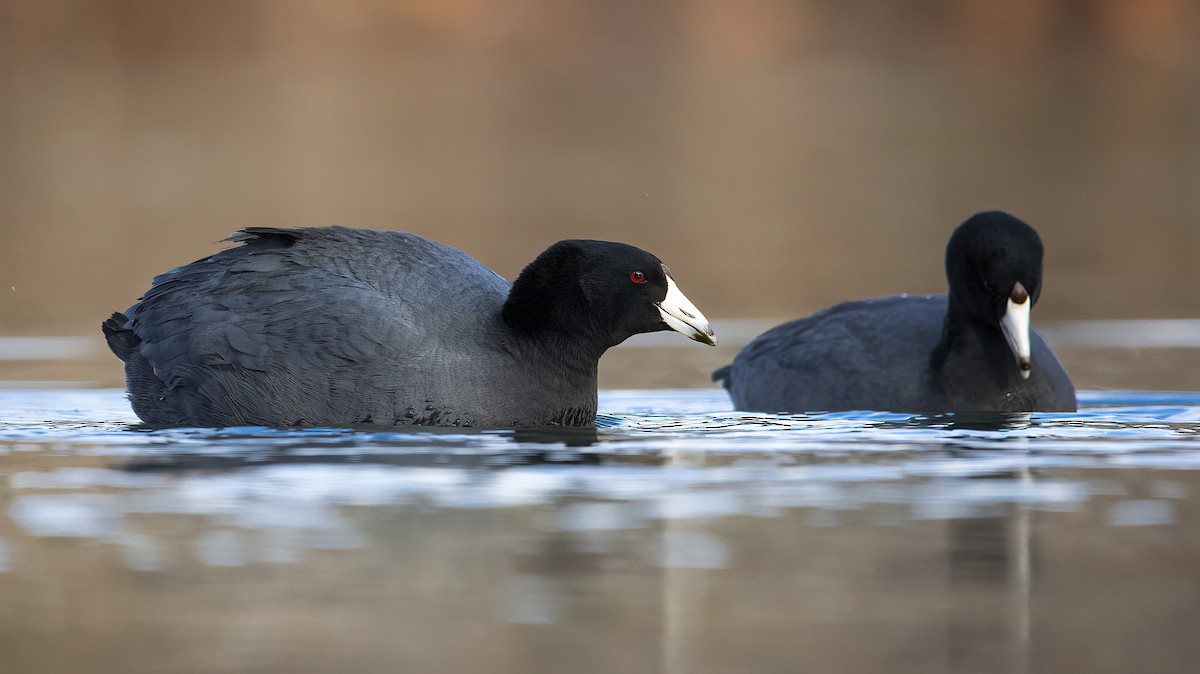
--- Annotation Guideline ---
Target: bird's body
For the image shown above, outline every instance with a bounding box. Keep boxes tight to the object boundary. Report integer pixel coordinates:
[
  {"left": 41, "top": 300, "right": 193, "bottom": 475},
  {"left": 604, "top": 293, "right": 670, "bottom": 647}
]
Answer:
[
  {"left": 718, "top": 294, "right": 1075, "bottom": 413},
  {"left": 105, "top": 226, "right": 715, "bottom": 427},
  {"left": 714, "top": 211, "right": 1077, "bottom": 413}
]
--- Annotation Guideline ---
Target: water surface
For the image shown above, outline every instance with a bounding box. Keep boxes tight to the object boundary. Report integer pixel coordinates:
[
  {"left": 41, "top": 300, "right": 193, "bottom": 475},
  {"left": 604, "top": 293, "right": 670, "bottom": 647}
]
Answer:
[{"left": 2, "top": 387, "right": 1199, "bottom": 673}]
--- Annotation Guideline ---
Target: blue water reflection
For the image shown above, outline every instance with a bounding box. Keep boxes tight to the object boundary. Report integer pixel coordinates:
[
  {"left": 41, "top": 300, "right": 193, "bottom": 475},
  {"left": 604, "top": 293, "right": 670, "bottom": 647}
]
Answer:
[
  {"left": 3, "top": 388, "right": 1199, "bottom": 566},
  {"left": 2, "top": 387, "right": 1199, "bottom": 673}
]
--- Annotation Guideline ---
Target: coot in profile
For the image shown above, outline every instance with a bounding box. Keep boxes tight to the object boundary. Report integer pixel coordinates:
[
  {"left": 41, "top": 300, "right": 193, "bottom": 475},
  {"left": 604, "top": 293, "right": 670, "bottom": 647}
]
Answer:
[{"left": 104, "top": 226, "right": 716, "bottom": 427}]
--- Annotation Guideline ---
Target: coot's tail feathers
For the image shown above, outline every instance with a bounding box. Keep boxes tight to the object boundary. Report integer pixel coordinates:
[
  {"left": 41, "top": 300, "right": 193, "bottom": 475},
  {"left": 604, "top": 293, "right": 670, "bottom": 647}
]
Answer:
[
  {"left": 102, "top": 312, "right": 138, "bottom": 362},
  {"left": 224, "top": 227, "right": 305, "bottom": 247},
  {"left": 712, "top": 364, "right": 732, "bottom": 390}
]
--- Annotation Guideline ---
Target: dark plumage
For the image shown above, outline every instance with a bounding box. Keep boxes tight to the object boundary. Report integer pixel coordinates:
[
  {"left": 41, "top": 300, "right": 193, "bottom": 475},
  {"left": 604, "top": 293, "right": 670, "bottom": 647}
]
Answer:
[
  {"left": 714, "top": 211, "right": 1076, "bottom": 413},
  {"left": 104, "top": 226, "right": 716, "bottom": 427}
]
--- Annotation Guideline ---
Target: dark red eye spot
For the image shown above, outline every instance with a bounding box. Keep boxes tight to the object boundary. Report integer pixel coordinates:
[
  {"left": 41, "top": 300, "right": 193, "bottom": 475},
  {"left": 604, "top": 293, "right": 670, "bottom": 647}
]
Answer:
[{"left": 630, "top": 271, "right": 646, "bottom": 284}]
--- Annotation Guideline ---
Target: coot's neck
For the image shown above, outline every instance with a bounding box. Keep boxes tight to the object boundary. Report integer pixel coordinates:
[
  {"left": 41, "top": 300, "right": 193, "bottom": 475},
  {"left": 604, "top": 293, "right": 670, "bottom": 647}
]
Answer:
[
  {"left": 930, "top": 294, "right": 1014, "bottom": 387},
  {"left": 507, "top": 326, "right": 606, "bottom": 378},
  {"left": 500, "top": 277, "right": 613, "bottom": 384},
  {"left": 501, "top": 266, "right": 619, "bottom": 364}
]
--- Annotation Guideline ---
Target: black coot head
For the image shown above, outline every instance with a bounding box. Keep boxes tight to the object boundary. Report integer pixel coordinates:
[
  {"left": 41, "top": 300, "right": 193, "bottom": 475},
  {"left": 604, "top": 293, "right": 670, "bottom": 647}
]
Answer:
[
  {"left": 503, "top": 240, "right": 716, "bottom": 349},
  {"left": 944, "top": 211, "right": 1044, "bottom": 377}
]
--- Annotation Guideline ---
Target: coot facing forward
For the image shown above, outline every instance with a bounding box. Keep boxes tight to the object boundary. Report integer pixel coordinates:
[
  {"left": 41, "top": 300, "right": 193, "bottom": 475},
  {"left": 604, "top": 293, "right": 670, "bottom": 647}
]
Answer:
[{"left": 714, "top": 211, "right": 1076, "bottom": 413}]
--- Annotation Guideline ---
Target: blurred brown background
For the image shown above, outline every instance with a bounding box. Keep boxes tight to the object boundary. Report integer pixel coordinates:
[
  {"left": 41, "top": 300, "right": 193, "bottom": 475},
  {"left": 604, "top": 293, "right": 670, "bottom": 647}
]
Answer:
[{"left": 1, "top": 0, "right": 1197, "bottom": 336}]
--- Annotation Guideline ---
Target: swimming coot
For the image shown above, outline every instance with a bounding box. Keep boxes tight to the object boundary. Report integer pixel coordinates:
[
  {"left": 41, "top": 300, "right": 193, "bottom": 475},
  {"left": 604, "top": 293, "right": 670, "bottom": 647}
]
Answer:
[
  {"left": 104, "top": 226, "right": 716, "bottom": 427},
  {"left": 713, "top": 211, "right": 1076, "bottom": 413}
]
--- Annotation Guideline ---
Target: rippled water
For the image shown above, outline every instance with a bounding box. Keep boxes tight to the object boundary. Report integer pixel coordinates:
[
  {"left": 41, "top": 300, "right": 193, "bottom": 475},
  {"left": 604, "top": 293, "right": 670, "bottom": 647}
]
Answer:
[{"left": 2, "top": 387, "right": 1200, "bottom": 673}]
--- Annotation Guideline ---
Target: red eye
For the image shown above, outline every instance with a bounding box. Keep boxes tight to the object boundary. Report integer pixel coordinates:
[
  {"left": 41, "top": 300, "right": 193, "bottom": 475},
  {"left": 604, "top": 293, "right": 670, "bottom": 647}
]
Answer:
[{"left": 630, "top": 271, "right": 646, "bottom": 283}]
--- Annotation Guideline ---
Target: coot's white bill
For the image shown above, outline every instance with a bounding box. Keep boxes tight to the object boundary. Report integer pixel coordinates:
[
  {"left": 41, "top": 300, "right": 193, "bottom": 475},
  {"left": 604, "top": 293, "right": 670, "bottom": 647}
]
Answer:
[
  {"left": 1001, "top": 282, "right": 1032, "bottom": 379},
  {"left": 656, "top": 276, "right": 717, "bottom": 346}
]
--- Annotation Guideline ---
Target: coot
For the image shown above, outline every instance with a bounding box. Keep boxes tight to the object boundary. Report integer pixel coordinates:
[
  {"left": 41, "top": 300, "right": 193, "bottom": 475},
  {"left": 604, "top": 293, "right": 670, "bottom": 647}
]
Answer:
[
  {"left": 713, "top": 211, "right": 1075, "bottom": 413},
  {"left": 104, "top": 226, "right": 716, "bottom": 427}
]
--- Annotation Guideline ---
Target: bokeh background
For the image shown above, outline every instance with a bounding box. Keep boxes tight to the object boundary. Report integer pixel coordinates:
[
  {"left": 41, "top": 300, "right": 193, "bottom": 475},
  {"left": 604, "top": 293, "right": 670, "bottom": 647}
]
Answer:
[{"left": 2, "top": 0, "right": 1198, "bottom": 388}]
